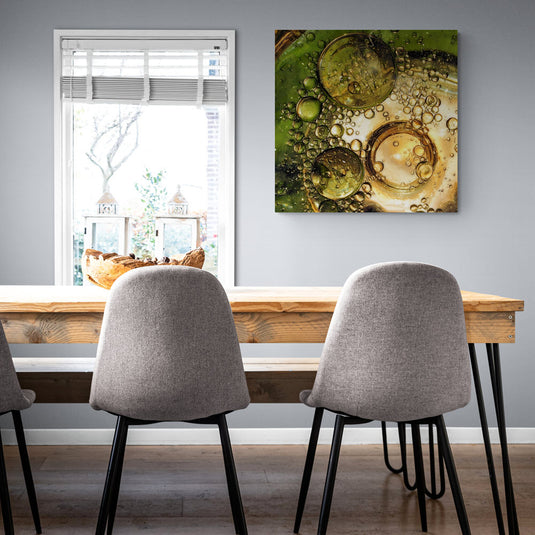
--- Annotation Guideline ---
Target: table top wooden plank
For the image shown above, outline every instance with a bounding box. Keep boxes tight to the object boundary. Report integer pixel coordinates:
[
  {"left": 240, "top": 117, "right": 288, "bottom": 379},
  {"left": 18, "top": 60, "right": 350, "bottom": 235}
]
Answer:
[{"left": 0, "top": 285, "right": 524, "bottom": 313}]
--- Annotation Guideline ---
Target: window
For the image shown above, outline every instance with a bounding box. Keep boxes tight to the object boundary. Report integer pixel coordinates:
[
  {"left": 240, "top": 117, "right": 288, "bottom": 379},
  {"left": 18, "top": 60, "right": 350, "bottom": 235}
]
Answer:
[{"left": 54, "top": 30, "right": 235, "bottom": 286}]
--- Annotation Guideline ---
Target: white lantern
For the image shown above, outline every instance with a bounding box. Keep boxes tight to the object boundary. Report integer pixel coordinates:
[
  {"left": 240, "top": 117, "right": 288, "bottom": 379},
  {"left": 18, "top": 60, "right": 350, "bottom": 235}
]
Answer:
[{"left": 155, "top": 215, "right": 201, "bottom": 259}]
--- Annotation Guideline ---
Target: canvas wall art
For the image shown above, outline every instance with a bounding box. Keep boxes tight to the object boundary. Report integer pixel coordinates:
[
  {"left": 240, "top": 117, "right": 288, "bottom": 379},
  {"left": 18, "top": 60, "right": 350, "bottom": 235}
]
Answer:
[{"left": 275, "top": 30, "right": 458, "bottom": 213}]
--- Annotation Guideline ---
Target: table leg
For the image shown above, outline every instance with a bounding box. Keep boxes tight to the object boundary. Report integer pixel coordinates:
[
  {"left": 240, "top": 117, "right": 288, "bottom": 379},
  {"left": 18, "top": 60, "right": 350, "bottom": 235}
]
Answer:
[
  {"left": 469, "top": 343, "right": 505, "bottom": 535},
  {"left": 469, "top": 343, "right": 519, "bottom": 535},
  {"left": 486, "top": 343, "right": 519, "bottom": 535}
]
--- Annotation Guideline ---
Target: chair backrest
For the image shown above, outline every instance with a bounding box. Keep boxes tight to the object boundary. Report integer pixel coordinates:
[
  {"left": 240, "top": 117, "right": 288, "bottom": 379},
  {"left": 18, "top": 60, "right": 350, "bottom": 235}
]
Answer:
[
  {"left": 0, "top": 323, "right": 33, "bottom": 414},
  {"left": 306, "top": 262, "right": 471, "bottom": 422},
  {"left": 90, "top": 266, "right": 250, "bottom": 422}
]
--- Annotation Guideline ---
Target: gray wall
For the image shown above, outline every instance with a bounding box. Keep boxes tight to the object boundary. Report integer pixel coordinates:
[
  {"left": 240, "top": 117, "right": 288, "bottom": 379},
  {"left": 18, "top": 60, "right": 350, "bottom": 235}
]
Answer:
[{"left": 0, "top": 0, "right": 533, "bottom": 431}]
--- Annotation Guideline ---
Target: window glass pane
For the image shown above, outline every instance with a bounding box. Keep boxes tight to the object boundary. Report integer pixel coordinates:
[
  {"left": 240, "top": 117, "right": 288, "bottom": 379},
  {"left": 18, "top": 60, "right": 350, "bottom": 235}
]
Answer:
[{"left": 71, "top": 102, "right": 223, "bottom": 284}]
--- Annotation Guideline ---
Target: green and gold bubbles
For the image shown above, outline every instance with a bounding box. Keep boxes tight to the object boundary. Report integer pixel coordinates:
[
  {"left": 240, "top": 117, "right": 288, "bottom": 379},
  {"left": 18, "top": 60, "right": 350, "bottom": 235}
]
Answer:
[
  {"left": 296, "top": 96, "right": 322, "bottom": 122},
  {"left": 318, "top": 33, "right": 397, "bottom": 110},
  {"left": 311, "top": 147, "right": 364, "bottom": 200},
  {"left": 275, "top": 30, "right": 458, "bottom": 213}
]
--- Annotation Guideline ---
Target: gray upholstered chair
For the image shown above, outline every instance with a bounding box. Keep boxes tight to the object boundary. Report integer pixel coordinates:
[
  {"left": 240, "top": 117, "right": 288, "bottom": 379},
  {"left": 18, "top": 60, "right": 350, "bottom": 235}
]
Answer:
[
  {"left": 0, "top": 324, "right": 41, "bottom": 535},
  {"left": 90, "top": 266, "right": 250, "bottom": 535},
  {"left": 293, "top": 262, "right": 472, "bottom": 535}
]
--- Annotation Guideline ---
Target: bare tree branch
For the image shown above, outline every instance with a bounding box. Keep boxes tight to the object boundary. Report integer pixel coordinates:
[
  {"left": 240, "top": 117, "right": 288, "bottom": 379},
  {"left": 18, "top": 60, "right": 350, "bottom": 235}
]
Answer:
[{"left": 85, "top": 107, "right": 143, "bottom": 193}]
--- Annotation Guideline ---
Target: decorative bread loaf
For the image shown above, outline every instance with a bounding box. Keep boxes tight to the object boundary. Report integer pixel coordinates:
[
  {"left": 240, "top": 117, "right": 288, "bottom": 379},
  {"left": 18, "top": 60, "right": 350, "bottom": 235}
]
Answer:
[{"left": 82, "top": 248, "right": 205, "bottom": 289}]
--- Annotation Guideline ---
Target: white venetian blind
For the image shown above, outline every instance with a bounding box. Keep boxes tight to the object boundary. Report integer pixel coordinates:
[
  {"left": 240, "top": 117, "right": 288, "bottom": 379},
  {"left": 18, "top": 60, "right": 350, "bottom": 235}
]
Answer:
[{"left": 61, "top": 38, "right": 228, "bottom": 104}]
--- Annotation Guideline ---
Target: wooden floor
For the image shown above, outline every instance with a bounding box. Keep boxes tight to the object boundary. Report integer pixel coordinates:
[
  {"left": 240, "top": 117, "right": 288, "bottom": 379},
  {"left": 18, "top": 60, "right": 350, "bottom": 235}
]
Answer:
[{"left": 2, "top": 443, "right": 534, "bottom": 534}]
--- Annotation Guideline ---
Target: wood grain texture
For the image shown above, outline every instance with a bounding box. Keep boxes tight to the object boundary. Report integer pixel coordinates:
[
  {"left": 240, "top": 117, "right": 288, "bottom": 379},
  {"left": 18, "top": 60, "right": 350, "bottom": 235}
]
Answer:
[
  {"left": 2, "top": 310, "right": 516, "bottom": 344},
  {"left": 0, "top": 312, "right": 102, "bottom": 343},
  {"left": 0, "top": 285, "right": 524, "bottom": 313},
  {"left": 2, "top": 444, "right": 534, "bottom": 534}
]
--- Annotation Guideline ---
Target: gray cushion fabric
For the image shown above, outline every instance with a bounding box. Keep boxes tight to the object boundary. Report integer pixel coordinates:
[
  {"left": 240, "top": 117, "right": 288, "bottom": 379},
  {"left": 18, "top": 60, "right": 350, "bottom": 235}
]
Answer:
[
  {"left": 303, "top": 262, "right": 471, "bottom": 422},
  {"left": 90, "top": 266, "right": 250, "bottom": 422},
  {"left": 0, "top": 324, "right": 35, "bottom": 414}
]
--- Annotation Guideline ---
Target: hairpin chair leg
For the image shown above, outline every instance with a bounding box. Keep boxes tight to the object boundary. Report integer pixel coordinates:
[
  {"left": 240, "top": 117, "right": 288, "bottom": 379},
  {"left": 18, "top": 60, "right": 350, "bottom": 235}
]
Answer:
[
  {"left": 218, "top": 414, "right": 248, "bottom": 535},
  {"left": 487, "top": 343, "right": 519, "bottom": 535},
  {"left": 411, "top": 422, "right": 428, "bottom": 532},
  {"left": 318, "top": 414, "right": 345, "bottom": 535},
  {"left": 381, "top": 421, "right": 403, "bottom": 474},
  {"left": 294, "top": 407, "right": 324, "bottom": 534},
  {"left": 0, "top": 430, "right": 14, "bottom": 535},
  {"left": 469, "top": 343, "right": 505, "bottom": 535},
  {"left": 435, "top": 415, "right": 471, "bottom": 535},
  {"left": 425, "top": 423, "right": 445, "bottom": 499},
  {"left": 96, "top": 416, "right": 129, "bottom": 535},
  {"left": 399, "top": 423, "right": 417, "bottom": 491}
]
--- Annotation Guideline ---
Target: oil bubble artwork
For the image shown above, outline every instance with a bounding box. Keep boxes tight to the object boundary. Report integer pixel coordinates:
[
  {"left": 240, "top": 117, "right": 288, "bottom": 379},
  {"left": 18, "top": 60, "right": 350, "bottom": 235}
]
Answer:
[{"left": 275, "top": 30, "right": 458, "bottom": 213}]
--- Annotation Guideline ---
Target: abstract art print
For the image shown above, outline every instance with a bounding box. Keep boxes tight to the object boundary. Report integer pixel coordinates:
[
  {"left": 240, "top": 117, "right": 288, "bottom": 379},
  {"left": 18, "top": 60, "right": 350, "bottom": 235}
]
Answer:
[{"left": 275, "top": 30, "right": 458, "bottom": 213}]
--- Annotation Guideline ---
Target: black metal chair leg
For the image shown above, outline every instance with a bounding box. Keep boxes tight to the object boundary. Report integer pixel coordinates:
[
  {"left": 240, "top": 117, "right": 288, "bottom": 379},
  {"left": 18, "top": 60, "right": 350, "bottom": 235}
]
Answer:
[
  {"left": 487, "top": 343, "right": 519, "bottom": 535},
  {"left": 400, "top": 423, "right": 417, "bottom": 491},
  {"left": 294, "top": 407, "right": 324, "bottom": 534},
  {"left": 435, "top": 415, "right": 471, "bottom": 535},
  {"left": 411, "top": 423, "right": 427, "bottom": 532},
  {"left": 96, "top": 416, "right": 128, "bottom": 535},
  {"left": 105, "top": 418, "right": 129, "bottom": 535},
  {"left": 0, "top": 430, "right": 14, "bottom": 535},
  {"left": 218, "top": 414, "right": 248, "bottom": 535},
  {"left": 425, "top": 423, "right": 445, "bottom": 499},
  {"left": 469, "top": 343, "right": 505, "bottom": 535},
  {"left": 317, "top": 415, "right": 345, "bottom": 535},
  {"left": 381, "top": 421, "right": 403, "bottom": 474},
  {"left": 12, "top": 411, "right": 41, "bottom": 534}
]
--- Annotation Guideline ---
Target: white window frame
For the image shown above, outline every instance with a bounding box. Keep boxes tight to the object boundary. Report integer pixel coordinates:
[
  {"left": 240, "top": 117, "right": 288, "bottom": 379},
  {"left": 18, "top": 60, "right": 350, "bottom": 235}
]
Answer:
[{"left": 53, "top": 29, "right": 235, "bottom": 286}]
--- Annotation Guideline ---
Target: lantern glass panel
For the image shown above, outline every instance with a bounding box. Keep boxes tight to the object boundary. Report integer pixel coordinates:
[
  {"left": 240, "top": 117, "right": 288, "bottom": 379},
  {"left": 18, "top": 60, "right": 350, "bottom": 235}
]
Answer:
[
  {"left": 92, "top": 222, "right": 120, "bottom": 252},
  {"left": 163, "top": 221, "right": 194, "bottom": 256}
]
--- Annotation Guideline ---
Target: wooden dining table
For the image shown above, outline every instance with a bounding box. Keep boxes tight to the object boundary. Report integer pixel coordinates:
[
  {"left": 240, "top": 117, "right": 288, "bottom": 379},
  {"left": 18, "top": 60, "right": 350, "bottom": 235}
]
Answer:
[{"left": 0, "top": 285, "right": 525, "bottom": 534}]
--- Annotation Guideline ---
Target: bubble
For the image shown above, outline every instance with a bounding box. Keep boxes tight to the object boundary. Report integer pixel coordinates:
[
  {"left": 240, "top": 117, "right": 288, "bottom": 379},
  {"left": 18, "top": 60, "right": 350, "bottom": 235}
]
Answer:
[
  {"left": 413, "top": 145, "right": 425, "bottom": 157},
  {"left": 364, "top": 109, "right": 375, "bottom": 119},
  {"left": 434, "top": 113, "right": 443, "bottom": 122},
  {"left": 319, "top": 200, "right": 338, "bottom": 212},
  {"left": 318, "top": 33, "right": 396, "bottom": 110},
  {"left": 350, "top": 139, "right": 362, "bottom": 152},
  {"left": 296, "top": 97, "right": 322, "bottom": 122},
  {"left": 373, "top": 161, "right": 384, "bottom": 172},
  {"left": 315, "top": 125, "right": 329, "bottom": 139},
  {"left": 293, "top": 143, "right": 305, "bottom": 154},
  {"left": 416, "top": 162, "right": 433, "bottom": 180},
  {"left": 410, "top": 204, "right": 418, "bottom": 212},
  {"left": 303, "top": 77, "right": 317, "bottom": 90},
  {"left": 403, "top": 106, "right": 411, "bottom": 114},
  {"left": 355, "top": 192, "right": 365, "bottom": 202},
  {"left": 330, "top": 124, "right": 344, "bottom": 137},
  {"left": 422, "top": 112, "right": 434, "bottom": 124},
  {"left": 311, "top": 147, "right": 364, "bottom": 200},
  {"left": 447, "top": 117, "right": 458, "bottom": 130},
  {"left": 306, "top": 32, "right": 315, "bottom": 41},
  {"left": 413, "top": 105, "right": 423, "bottom": 116},
  {"left": 365, "top": 121, "right": 438, "bottom": 192},
  {"left": 376, "top": 104, "right": 384, "bottom": 112},
  {"left": 361, "top": 182, "right": 372, "bottom": 193},
  {"left": 346, "top": 128, "right": 354, "bottom": 135}
]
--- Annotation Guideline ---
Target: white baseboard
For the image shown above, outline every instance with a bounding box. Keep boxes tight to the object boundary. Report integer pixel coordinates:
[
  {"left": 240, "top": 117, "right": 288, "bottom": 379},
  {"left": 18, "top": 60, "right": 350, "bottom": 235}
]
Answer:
[{"left": 1, "top": 427, "right": 534, "bottom": 446}]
